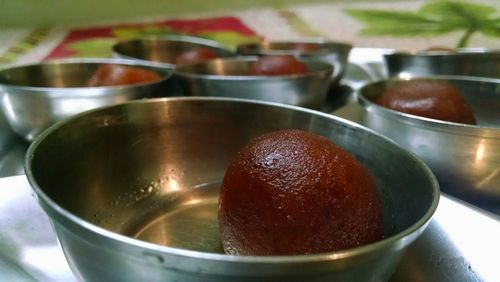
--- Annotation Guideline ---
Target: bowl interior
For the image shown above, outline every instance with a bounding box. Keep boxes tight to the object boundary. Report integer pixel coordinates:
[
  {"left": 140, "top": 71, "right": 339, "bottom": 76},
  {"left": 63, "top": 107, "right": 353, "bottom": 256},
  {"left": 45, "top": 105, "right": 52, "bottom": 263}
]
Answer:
[
  {"left": 0, "top": 60, "right": 169, "bottom": 88},
  {"left": 113, "top": 38, "right": 234, "bottom": 65},
  {"left": 27, "top": 98, "right": 438, "bottom": 255}
]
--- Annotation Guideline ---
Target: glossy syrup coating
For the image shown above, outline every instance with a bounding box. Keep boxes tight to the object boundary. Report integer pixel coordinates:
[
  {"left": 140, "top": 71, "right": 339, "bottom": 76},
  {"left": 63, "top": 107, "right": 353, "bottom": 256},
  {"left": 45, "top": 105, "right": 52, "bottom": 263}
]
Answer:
[
  {"left": 375, "top": 80, "right": 476, "bottom": 125},
  {"left": 86, "top": 64, "right": 161, "bottom": 86},
  {"left": 247, "top": 55, "right": 308, "bottom": 76},
  {"left": 218, "top": 129, "right": 384, "bottom": 256},
  {"left": 174, "top": 47, "right": 218, "bottom": 66}
]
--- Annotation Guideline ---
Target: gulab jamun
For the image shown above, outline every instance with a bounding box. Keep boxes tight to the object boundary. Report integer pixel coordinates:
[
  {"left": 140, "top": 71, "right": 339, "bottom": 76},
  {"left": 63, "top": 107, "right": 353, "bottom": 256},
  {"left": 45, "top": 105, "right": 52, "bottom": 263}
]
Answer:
[
  {"left": 86, "top": 64, "right": 161, "bottom": 86},
  {"left": 374, "top": 79, "right": 476, "bottom": 125},
  {"left": 174, "top": 47, "right": 218, "bottom": 66},
  {"left": 218, "top": 129, "right": 384, "bottom": 256},
  {"left": 247, "top": 55, "right": 308, "bottom": 76}
]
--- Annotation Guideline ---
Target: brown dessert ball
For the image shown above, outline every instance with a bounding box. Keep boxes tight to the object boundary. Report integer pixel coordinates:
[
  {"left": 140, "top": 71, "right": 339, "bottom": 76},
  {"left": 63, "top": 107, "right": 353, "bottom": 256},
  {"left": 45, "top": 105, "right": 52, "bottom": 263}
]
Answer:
[
  {"left": 174, "top": 47, "right": 218, "bottom": 66},
  {"left": 218, "top": 129, "right": 384, "bottom": 256},
  {"left": 374, "top": 79, "right": 476, "bottom": 125},
  {"left": 86, "top": 64, "right": 161, "bottom": 87},
  {"left": 248, "top": 55, "right": 308, "bottom": 76}
]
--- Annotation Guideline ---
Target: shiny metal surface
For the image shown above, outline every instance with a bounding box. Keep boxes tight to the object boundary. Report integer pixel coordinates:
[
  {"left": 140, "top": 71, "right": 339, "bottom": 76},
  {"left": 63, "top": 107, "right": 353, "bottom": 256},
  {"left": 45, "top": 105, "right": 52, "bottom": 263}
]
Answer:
[
  {"left": 0, "top": 176, "right": 75, "bottom": 282},
  {"left": 0, "top": 106, "right": 26, "bottom": 177},
  {"left": 0, "top": 84, "right": 354, "bottom": 177},
  {"left": 1, "top": 176, "right": 498, "bottom": 281},
  {"left": 0, "top": 58, "right": 173, "bottom": 141},
  {"left": 236, "top": 40, "right": 351, "bottom": 84},
  {"left": 174, "top": 57, "right": 334, "bottom": 109},
  {"left": 25, "top": 97, "right": 438, "bottom": 281},
  {"left": 112, "top": 35, "right": 235, "bottom": 69},
  {"left": 0, "top": 64, "right": 358, "bottom": 179},
  {"left": 390, "top": 194, "right": 499, "bottom": 281},
  {"left": 358, "top": 76, "right": 500, "bottom": 202},
  {"left": 384, "top": 49, "right": 500, "bottom": 79}
]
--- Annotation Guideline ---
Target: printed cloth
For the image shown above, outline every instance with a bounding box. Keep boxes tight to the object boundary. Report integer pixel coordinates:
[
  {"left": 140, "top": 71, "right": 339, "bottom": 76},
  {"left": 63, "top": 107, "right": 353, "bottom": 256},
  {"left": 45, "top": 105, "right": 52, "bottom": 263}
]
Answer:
[{"left": 0, "top": 0, "right": 498, "bottom": 68}]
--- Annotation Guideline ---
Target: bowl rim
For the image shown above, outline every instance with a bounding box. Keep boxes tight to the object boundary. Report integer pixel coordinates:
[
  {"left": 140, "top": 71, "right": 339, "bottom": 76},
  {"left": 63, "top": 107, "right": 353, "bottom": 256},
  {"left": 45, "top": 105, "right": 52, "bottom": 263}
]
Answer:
[
  {"left": 0, "top": 57, "right": 173, "bottom": 94},
  {"left": 173, "top": 56, "right": 336, "bottom": 81},
  {"left": 384, "top": 48, "right": 500, "bottom": 58},
  {"left": 25, "top": 96, "right": 440, "bottom": 264},
  {"left": 236, "top": 39, "right": 352, "bottom": 57},
  {"left": 112, "top": 35, "right": 235, "bottom": 68},
  {"left": 113, "top": 34, "right": 233, "bottom": 53},
  {"left": 357, "top": 75, "right": 500, "bottom": 136}
]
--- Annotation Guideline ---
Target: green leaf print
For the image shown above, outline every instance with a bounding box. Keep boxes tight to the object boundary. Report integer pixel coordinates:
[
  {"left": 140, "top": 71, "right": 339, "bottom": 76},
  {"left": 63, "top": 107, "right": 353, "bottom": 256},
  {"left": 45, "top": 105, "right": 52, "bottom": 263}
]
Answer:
[
  {"left": 345, "top": 0, "right": 500, "bottom": 48},
  {"left": 68, "top": 38, "right": 117, "bottom": 58},
  {"left": 197, "top": 31, "right": 260, "bottom": 49},
  {"left": 112, "top": 26, "right": 175, "bottom": 39}
]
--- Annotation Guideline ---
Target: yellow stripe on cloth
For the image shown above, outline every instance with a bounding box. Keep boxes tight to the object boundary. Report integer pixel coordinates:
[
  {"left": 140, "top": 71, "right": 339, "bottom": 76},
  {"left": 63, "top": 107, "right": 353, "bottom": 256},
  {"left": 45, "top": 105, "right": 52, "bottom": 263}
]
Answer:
[{"left": 0, "top": 28, "right": 50, "bottom": 67}]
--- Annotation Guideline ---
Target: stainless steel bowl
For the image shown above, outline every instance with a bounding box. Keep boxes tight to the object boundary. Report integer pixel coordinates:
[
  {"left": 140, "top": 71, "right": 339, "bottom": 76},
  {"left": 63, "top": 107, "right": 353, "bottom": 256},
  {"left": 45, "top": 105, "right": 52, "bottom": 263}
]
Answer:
[
  {"left": 174, "top": 57, "right": 334, "bottom": 109},
  {"left": 358, "top": 76, "right": 500, "bottom": 201},
  {"left": 112, "top": 35, "right": 235, "bottom": 68},
  {"left": 236, "top": 40, "right": 351, "bottom": 84},
  {"left": 384, "top": 48, "right": 500, "bottom": 79},
  {"left": 0, "top": 58, "right": 172, "bottom": 141},
  {"left": 26, "top": 97, "right": 439, "bottom": 282}
]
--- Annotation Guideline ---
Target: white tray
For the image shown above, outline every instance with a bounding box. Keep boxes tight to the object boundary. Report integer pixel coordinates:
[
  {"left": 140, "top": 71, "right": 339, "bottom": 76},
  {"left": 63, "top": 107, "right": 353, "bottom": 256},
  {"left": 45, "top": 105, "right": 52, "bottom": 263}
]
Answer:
[{"left": 0, "top": 175, "right": 498, "bottom": 281}]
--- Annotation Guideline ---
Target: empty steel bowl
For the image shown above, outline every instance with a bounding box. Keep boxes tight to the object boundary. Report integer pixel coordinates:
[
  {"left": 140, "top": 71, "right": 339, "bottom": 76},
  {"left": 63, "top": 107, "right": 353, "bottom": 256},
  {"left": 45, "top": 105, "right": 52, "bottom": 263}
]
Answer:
[
  {"left": 236, "top": 40, "right": 352, "bottom": 84},
  {"left": 358, "top": 76, "right": 500, "bottom": 201},
  {"left": 384, "top": 48, "right": 500, "bottom": 79},
  {"left": 174, "top": 57, "right": 333, "bottom": 109},
  {"left": 26, "top": 97, "right": 439, "bottom": 282},
  {"left": 112, "top": 35, "right": 235, "bottom": 68}
]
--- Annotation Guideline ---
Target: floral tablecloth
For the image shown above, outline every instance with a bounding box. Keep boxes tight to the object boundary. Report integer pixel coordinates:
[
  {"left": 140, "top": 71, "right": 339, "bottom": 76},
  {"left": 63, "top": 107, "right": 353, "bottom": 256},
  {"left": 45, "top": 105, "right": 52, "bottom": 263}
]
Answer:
[{"left": 0, "top": 0, "right": 498, "bottom": 68}]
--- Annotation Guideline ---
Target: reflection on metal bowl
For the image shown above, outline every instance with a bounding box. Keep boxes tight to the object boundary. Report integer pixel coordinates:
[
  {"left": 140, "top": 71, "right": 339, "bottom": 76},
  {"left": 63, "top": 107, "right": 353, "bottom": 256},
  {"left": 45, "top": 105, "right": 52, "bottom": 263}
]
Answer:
[
  {"left": 112, "top": 35, "right": 235, "bottom": 68},
  {"left": 0, "top": 58, "right": 172, "bottom": 141},
  {"left": 174, "top": 57, "right": 334, "bottom": 109},
  {"left": 358, "top": 76, "right": 500, "bottom": 201},
  {"left": 112, "top": 35, "right": 235, "bottom": 96},
  {"left": 25, "top": 97, "right": 438, "bottom": 282},
  {"left": 384, "top": 49, "right": 500, "bottom": 79},
  {"left": 237, "top": 40, "right": 351, "bottom": 85}
]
